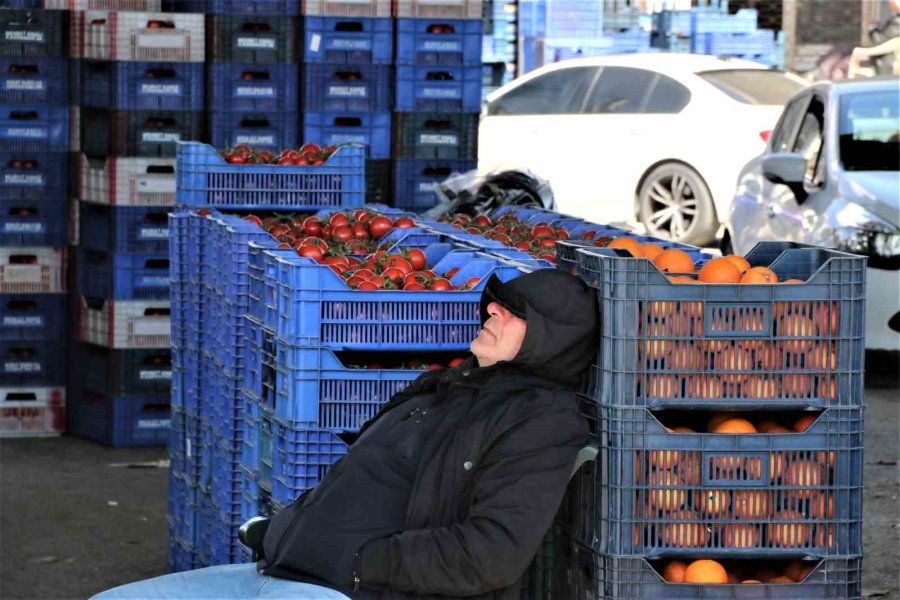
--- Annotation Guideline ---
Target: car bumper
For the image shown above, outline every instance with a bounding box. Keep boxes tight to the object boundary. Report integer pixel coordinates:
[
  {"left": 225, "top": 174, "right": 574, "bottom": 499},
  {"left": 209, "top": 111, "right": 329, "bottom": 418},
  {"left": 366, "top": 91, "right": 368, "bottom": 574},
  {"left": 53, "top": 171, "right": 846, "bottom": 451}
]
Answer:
[{"left": 866, "top": 266, "right": 900, "bottom": 351}]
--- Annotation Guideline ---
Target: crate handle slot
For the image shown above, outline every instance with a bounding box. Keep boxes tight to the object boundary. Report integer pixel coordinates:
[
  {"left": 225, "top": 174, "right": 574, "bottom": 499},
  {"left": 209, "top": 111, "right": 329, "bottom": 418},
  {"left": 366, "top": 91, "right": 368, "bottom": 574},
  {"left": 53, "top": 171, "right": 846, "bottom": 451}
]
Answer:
[
  {"left": 143, "top": 307, "right": 170, "bottom": 317},
  {"left": 332, "top": 70, "right": 363, "bottom": 81},
  {"left": 334, "top": 21, "right": 364, "bottom": 32},
  {"left": 84, "top": 297, "right": 108, "bottom": 310},
  {"left": 9, "top": 110, "right": 38, "bottom": 120},
  {"left": 143, "top": 20, "right": 175, "bottom": 29},
  {"left": 240, "top": 70, "right": 271, "bottom": 81},
  {"left": 6, "top": 346, "right": 37, "bottom": 357},
  {"left": 423, "top": 167, "right": 452, "bottom": 177},
  {"left": 6, "top": 298, "right": 37, "bottom": 310},
  {"left": 143, "top": 401, "right": 170, "bottom": 412},
  {"left": 5, "top": 392, "right": 37, "bottom": 401},
  {"left": 425, "top": 71, "right": 454, "bottom": 81},
  {"left": 425, "top": 23, "right": 455, "bottom": 33},
  {"left": 7, "top": 158, "right": 39, "bottom": 168},
  {"left": 241, "top": 22, "right": 273, "bottom": 33},
  {"left": 143, "top": 213, "right": 169, "bottom": 225},
  {"left": 144, "top": 117, "right": 177, "bottom": 128},
  {"left": 423, "top": 119, "right": 453, "bottom": 130},
  {"left": 239, "top": 117, "right": 272, "bottom": 128},
  {"left": 9, "top": 254, "right": 38, "bottom": 264},
  {"left": 6, "top": 206, "right": 36, "bottom": 216},
  {"left": 146, "top": 164, "right": 175, "bottom": 174},
  {"left": 143, "top": 354, "right": 171, "bottom": 366},
  {"left": 144, "top": 258, "right": 169, "bottom": 270},
  {"left": 333, "top": 116, "right": 362, "bottom": 127},
  {"left": 6, "top": 64, "right": 38, "bottom": 75},
  {"left": 144, "top": 67, "right": 177, "bottom": 79}
]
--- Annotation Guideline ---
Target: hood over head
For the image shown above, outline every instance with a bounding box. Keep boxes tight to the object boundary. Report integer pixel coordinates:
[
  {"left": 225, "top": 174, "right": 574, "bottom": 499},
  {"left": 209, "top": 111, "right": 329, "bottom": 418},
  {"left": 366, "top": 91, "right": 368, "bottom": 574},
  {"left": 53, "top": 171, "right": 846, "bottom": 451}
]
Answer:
[{"left": 479, "top": 269, "right": 599, "bottom": 388}]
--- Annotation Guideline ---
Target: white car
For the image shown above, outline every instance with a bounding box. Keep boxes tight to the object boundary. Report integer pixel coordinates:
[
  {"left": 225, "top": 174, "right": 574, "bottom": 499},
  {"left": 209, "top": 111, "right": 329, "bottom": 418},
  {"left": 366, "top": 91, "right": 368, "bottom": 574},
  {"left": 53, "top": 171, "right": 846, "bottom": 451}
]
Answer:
[{"left": 478, "top": 54, "right": 807, "bottom": 245}]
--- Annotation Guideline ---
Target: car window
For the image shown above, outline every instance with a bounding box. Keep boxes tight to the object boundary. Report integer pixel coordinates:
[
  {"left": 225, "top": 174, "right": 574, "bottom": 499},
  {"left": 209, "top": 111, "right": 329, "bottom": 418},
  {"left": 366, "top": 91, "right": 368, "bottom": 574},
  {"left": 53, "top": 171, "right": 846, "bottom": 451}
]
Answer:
[
  {"left": 770, "top": 95, "right": 810, "bottom": 153},
  {"left": 839, "top": 89, "right": 900, "bottom": 172},
  {"left": 792, "top": 97, "right": 826, "bottom": 185},
  {"left": 644, "top": 75, "right": 692, "bottom": 113},
  {"left": 583, "top": 67, "right": 656, "bottom": 114},
  {"left": 487, "top": 66, "right": 599, "bottom": 116},
  {"left": 698, "top": 69, "right": 806, "bottom": 105}
]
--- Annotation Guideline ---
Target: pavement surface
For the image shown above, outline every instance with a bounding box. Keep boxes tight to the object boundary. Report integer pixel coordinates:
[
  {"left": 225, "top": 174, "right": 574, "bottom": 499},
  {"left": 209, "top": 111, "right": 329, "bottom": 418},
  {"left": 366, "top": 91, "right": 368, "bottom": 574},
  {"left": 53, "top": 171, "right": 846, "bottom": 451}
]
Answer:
[{"left": 2, "top": 382, "right": 898, "bottom": 600}]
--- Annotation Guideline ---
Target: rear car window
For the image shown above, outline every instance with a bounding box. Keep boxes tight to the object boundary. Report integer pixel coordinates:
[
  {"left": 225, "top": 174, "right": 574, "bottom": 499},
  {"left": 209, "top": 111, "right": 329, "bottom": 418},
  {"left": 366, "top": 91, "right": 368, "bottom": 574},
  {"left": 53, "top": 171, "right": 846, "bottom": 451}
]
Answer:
[{"left": 698, "top": 69, "right": 805, "bottom": 105}]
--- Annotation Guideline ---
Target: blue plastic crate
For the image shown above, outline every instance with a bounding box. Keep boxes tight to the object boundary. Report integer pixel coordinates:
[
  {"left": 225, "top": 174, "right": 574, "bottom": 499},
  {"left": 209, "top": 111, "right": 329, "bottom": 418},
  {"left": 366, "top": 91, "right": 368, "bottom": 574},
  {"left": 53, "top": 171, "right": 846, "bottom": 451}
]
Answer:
[
  {"left": 262, "top": 246, "right": 525, "bottom": 350},
  {"left": 393, "top": 158, "right": 476, "bottom": 211},
  {"left": 0, "top": 196, "right": 67, "bottom": 246},
  {"left": 303, "top": 16, "right": 393, "bottom": 64},
  {"left": 653, "top": 10, "right": 693, "bottom": 36},
  {"left": 0, "top": 293, "right": 65, "bottom": 342},
  {"left": 576, "top": 242, "right": 866, "bottom": 410},
  {"left": 1, "top": 152, "right": 68, "bottom": 202},
  {"left": 209, "top": 110, "right": 299, "bottom": 154},
  {"left": 82, "top": 60, "right": 205, "bottom": 112},
  {"left": 0, "top": 57, "right": 68, "bottom": 106},
  {"left": 169, "top": 0, "right": 300, "bottom": 15},
  {"left": 176, "top": 141, "right": 366, "bottom": 210},
  {"left": 79, "top": 202, "right": 170, "bottom": 254},
  {"left": 68, "top": 387, "right": 171, "bottom": 448},
  {"left": 303, "top": 63, "right": 392, "bottom": 112},
  {"left": 303, "top": 111, "right": 390, "bottom": 159},
  {"left": 566, "top": 548, "right": 862, "bottom": 600},
  {"left": 167, "top": 469, "right": 198, "bottom": 545},
  {"left": 209, "top": 14, "right": 300, "bottom": 65},
  {"left": 76, "top": 248, "right": 171, "bottom": 301},
  {"left": 395, "top": 64, "right": 481, "bottom": 112},
  {"left": 81, "top": 108, "right": 205, "bottom": 159},
  {"left": 207, "top": 63, "right": 299, "bottom": 113},
  {"left": 1, "top": 340, "right": 64, "bottom": 386},
  {"left": 395, "top": 18, "right": 482, "bottom": 66},
  {"left": 694, "top": 30, "right": 775, "bottom": 56},
  {"left": 270, "top": 421, "right": 348, "bottom": 507},
  {"left": 691, "top": 7, "right": 758, "bottom": 34},
  {"left": 0, "top": 105, "right": 68, "bottom": 152},
  {"left": 571, "top": 398, "right": 864, "bottom": 557},
  {"left": 166, "top": 537, "right": 199, "bottom": 574},
  {"left": 393, "top": 112, "right": 478, "bottom": 160},
  {"left": 0, "top": 9, "right": 69, "bottom": 58},
  {"left": 79, "top": 343, "right": 172, "bottom": 396}
]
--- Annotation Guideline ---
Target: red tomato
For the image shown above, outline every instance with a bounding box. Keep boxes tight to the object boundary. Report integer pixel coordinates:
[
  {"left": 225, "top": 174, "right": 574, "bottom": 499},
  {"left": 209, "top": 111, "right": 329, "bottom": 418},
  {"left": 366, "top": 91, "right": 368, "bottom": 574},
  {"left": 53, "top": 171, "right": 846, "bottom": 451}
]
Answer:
[
  {"left": 462, "top": 277, "right": 481, "bottom": 290},
  {"left": 384, "top": 255, "right": 413, "bottom": 276},
  {"left": 332, "top": 225, "right": 353, "bottom": 244},
  {"left": 403, "top": 281, "right": 425, "bottom": 291},
  {"left": 300, "top": 236, "right": 328, "bottom": 249},
  {"left": 357, "top": 281, "right": 379, "bottom": 290},
  {"left": 368, "top": 276, "right": 385, "bottom": 288},
  {"left": 382, "top": 267, "right": 406, "bottom": 285},
  {"left": 351, "top": 222, "right": 369, "bottom": 241},
  {"left": 406, "top": 249, "right": 426, "bottom": 271},
  {"left": 580, "top": 230, "right": 597, "bottom": 241},
  {"left": 276, "top": 242, "right": 292, "bottom": 249},
  {"left": 430, "top": 278, "right": 453, "bottom": 291},
  {"left": 329, "top": 212, "right": 350, "bottom": 228},
  {"left": 532, "top": 225, "right": 554, "bottom": 238},
  {"left": 444, "top": 267, "right": 459, "bottom": 279},
  {"left": 420, "top": 269, "right": 437, "bottom": 279},
  {"left": 514, "top": 241, "right": 531, "bottom": 251},
  {"left": 297, "top": 245, "right": 324, "bottom": 263},
  {"left": 299, "top": 143, "right": 321, "bottom": 155},
  {"left": 346, "top": 275, "right": 367, "bottom": 287},
  {"left": 323, "top": 256, "right": 349, "bottom": 268},
  {"left": 554, "top": 228, "right": 570, "bottom": 240},
  {"left": 242, "top": 214, "right": 262, "bottom": 227},
  {"left": 352, "top": 269, "right": 376, "bottom": 281},
  {"left": 225, "top": 153, "right": 245, "bottom": 164},
  {"left": 277, "top": 156, "right": 294, "bottom": 165},
  {"left": 474, "top": 215, "right": 492, "bottom": 227},
  {"left": 394, "top": 217, "right": 415, "bottom": 228},
  {"left": 368, "top": 216, "right": 393, "bottom": 240},
  {"left": 449, "top": 358, "right": 466, "bottom": 367},
  {"left": 353, "top": 209, "right": 373, "bottom": 223},
  {"left": 427, "top": 363, "right": 443, "bottom": 371},
  {"left": 536, "top": 237, "right": 557, "bottom": 249}
]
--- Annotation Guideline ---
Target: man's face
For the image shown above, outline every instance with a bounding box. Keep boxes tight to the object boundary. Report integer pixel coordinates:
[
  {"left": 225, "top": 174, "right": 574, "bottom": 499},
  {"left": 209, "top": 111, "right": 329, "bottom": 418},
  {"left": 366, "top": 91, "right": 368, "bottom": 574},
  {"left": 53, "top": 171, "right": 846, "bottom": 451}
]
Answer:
[{"left": 470, "top": 301, "right": 527, "bottom": 367}]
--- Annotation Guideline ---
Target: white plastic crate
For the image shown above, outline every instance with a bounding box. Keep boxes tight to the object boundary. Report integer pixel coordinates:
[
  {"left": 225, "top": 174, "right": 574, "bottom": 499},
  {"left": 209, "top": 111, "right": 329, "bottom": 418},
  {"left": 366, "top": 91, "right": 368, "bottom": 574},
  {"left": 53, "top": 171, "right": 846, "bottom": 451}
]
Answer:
[
  {"left": 78, "top": 296, "right": 171, "bottom": 349},
  {"left": 303, "top": 0, "right": 391, "bottom": 17},
  {"left": 394, "top": 0, "right": 483, "bottom": 19},
  {"left": 0, "top": 386, "right": 65, "bottom": 438},
  {"left": 83, "top": 11, "right": 205, "bottom": 63},
  {"left": 78, "top": 155, "right": 177, "bottom": 206},
  {"left": 0, "top": 247, "right": 66, "bottom": 294},
  {"left": 45, "top": 0, "right": 164, "bottom": 9}
]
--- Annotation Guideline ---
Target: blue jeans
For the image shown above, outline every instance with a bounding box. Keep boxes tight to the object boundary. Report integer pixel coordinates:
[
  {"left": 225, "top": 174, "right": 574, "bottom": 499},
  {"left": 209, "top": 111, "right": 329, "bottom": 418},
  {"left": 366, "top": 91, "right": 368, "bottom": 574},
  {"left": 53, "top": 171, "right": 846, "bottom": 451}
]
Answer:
[{"left": 90, "top": 563, "right": 351, "bottom": 599}]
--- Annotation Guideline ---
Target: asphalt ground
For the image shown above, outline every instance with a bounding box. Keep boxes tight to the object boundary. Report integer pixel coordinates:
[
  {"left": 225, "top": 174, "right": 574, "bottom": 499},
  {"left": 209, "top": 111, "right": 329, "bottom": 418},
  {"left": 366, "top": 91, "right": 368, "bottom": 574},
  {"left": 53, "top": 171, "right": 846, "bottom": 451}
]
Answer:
[{"left": 2, "top": 379, "right": 898, "bottom": 600}]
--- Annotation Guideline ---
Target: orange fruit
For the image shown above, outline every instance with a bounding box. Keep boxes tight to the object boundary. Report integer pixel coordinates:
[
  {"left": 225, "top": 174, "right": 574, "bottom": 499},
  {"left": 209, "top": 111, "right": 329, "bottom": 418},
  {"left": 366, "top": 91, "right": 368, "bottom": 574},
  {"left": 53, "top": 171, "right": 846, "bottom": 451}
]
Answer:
[
  {"left": 799, "top": 564, "right": 816, "bottom": 580},
  {"left": 723, "top": 254, "right": 751, "bottom": 273},
  {"left": 732, "top": 490, "right": 773, "bottom": 519},
  {"left": 654, "top": 249, "right": 696, "bottom": 274},
  {"left": 678, "top": 451, "right": 702, "bottom": 485},
  {"left": 690, "top": 375, "right": 723, "bottom": 399},
  {"left": 818, "top": 376, "right": 837, "bottom": 399},
  {"left": 807, "top": 342, "right": 836, "bottom": 370},
  {"left": 786, "top": 460, "right": 823, "bottom": 498},
  {"left": 698, "top": 257, "right": 743, "bottom": 283},
  {"left": 641, "top": 322, "right": 670, "bottom": 361},
  {"left": 650, "top": 445, "right": 680, "bottom": 470},
  {"left": 740, "top": 266, "right": 779, "bottom": 283},
  {"left": 772, "top": 510, "right": 810, "bottom": 547},
  {"left": 783, "top": 561, "right": 808, "bottom": 582},
  {"left": 754, "top": 570, "right": 781, "bottom": 583},
  {"left": 815, "top": 525, "right": 835, "bottom": 548},
  {"left": 668, "top": 275, "right": 695, "bottom": 284},
  {"left": 757, "top": 420, "right": 790, "bottom": 433},
  {"left": 727, "top": 571, "right": 740, "bottom": 584},
  {"left": 745, "top": 452, "right": 785, "bottom": 482},
  {"left": 640, "top": 243, "right": 664, "bottom": 260},
  {"left": 712, "top": 418, "right": 757, "bottom": 434},
  {"left": 649, "top": 470, "right": 685, "bottom": 511},
  {"left": 696, "top": 489, "right": 730, "bottom": 515},
  {"left": 742, "top": 579, "right": 762, "bottom": 584},
  {"left": 715, "top": 346, "right": 754, "bottom": 387},
  {"left": 608, "top": 237, "right": 643, "bottom": 257},
  {"left": 662, "top": 511, "right": 709, "bottom": 548},
  {"left": 644, "top": 374, "right": 682, "bottom": 398},
  {"left": 663, "top": 560, "right": 689, "bottom": 583},
  {"left": 778, "top": 314, "right": 816, "bottom": 354},
  {"left": 818, "top": 450, "right": 836, "bottom": 469},
  {"left": 671, "top": 426, "right": 694, "bottom": 434},
  {"left": 669, "top": 342, "right": 703, "bottom": 370},
  {"left": 810, "top": 493, "right": 835, "bottom": 519},
  {"left": 723, "top": 523, "right": 760, "bottom": 548},
  {"left": 742, "top": 375, "right": 777, "bottom": 398},
  {"left": 755, "top": 343, "right": 783, "bottom": 370},
  {"left": 706, "top": 412, "right": 732, "bottom": 432},
  {"left": 793, "top": 414, "right": 817, "bottom": 432},
  {"left": 813, "top": 302, "right": 838, "bottom": 335},
  {"left": 684, "top": 559, "right": 728, "bottom": 584},
  {"left": 783, "top": 278, "right": 805, "bottom": 284},
  {"left": 770, "top": 576, "right": 795, "bottom": 584},
  {"left": 783, "top": 374, "right": 816, "bottom": 399}
]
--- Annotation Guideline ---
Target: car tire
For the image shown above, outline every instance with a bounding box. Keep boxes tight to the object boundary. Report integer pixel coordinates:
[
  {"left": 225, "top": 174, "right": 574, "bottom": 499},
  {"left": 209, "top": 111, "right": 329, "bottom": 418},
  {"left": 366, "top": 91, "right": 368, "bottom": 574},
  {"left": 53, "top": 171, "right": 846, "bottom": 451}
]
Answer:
[{"left": 638, "top": 163, "right": 717, "bottom": 246}]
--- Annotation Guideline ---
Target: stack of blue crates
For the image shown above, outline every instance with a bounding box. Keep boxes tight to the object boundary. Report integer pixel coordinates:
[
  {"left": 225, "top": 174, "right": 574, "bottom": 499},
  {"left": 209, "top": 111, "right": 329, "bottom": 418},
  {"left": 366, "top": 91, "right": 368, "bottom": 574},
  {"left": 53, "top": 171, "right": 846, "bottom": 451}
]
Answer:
[
  {"left": 205, "top": 1, "right": 300, "bottom": 152},
  {"left": 392, "top": 3, "right": 482, "bottom": 211},
  {"left": 0, "top": 7, "right": 70, "bottom": 438}
]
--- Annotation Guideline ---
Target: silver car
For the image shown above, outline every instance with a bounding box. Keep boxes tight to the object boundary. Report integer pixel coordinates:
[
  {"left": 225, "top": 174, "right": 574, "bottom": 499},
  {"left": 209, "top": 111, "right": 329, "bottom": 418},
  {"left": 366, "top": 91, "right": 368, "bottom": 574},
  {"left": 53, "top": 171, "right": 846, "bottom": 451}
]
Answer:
[{"left": 725, "top": 77, "right": 900, "bottom": 352}]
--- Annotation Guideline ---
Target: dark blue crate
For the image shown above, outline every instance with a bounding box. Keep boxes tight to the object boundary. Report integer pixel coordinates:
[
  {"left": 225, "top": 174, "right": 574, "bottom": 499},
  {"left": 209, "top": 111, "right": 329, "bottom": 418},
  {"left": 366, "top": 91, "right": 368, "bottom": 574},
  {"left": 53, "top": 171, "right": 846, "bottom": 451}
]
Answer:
[
  {"left": 270, "top": 420, "right": 348, "bottom": 507},
  {"left": 82, "top": 60, "right": 205, "bottom": 112},
  {"left": 395, "top": 18, "right": 482, "bottom": 66},
  {"left": 0, "top": 57, "right": 68, "bottom": 106},
  {"left": 207, "top": 63, "right": 299, "bottom": 113},
  {"left": 79, "top": 343, "right": 172, "bottom": 396},
  {"left": 0, "top": 105, "right": 68, "bottom": 153},
  {"left": 365, "top": 158, "right": 391, "bottom": 204},
  {"left": 567, "top": 548, "right": 861, "bottom": 600},
  {"left": 1, "top": 152, "right": 68, "bottom": 202},
  {"left": 303, "top": 63, "right": 392, "bottom": 112},
  {"left": 69, "top": 387, "right": 170, "bottom": 447},
  {"left": 392, "top": 112, "right": 478, "bottom": 160},
  {"left": 303, "top": 16, "right": 393, "bottom": 64},
  {"left": 1, "top": 340, "right": 64, "bottom": 385},
  {"left": 176, "top": 141, "right": 366, "bottom": 210},
  {"left": 0, "top": 196, "right": 67, "bottom": 246},
  {"left": 209, "top": 110, "right": 299, "bottom": 154},
  {"left": 0, "top": 293, "right": 65, "bottom": 342},
  {"left": 303, "top": 111, "right": 390, "bottom": 159},
  {"left": 0, "top": 9, "right": 69, "bottom": 58},
  {"left": 76, "top": 248, "right": 171, "bottom": 301},
  {"left": 209, "top": 14, "right": 300, "bottom": 65},
  {"left": 168, "top": 0, "right": 300, "bottom": 15},
  {"left": 167, "top": 470, "right": 198, "bottom": 546},
  {"left": 81, "top": 108, "right": 205, "bottom": 159},
  {"left": 393, "top": 158, "right": 476, "bottom": 211},
  {"left": 575, "top": 242, "right": 867, "bottom": 410},
  {"left": 79, "top": 202, "right": 170, "bottom": 254},
  {"left": 166, "top": 537, "right": 199, "bottom": 574},
  {"left": 394, "top": 64, "right": 481, "bottom": 112}
]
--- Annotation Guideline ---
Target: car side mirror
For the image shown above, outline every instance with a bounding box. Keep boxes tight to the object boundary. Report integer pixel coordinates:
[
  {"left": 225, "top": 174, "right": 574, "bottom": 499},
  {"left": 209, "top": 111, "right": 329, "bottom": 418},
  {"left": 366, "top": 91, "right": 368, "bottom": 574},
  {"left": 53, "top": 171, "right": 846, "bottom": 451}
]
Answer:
[{"left": 762, "top": 153, "right": 808, "bottom": 202}]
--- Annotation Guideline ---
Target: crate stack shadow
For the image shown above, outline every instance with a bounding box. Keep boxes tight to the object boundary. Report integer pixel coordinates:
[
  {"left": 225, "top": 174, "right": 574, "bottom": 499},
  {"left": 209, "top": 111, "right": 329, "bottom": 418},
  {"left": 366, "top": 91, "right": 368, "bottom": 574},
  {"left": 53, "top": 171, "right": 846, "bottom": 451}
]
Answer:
[
  {"left": 544, "top": 241, "right": 866, "bottom": 598},
  {"left": 0, "top": 7, "right": 70, "bottom": 437}
]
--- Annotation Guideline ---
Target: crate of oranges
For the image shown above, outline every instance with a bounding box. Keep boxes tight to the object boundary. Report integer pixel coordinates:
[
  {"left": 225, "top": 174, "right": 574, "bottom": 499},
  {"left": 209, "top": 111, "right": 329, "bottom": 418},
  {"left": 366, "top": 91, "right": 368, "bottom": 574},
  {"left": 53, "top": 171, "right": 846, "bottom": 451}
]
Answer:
[{"left": 574, "top": 241, "right": 866, "bottom": 409}]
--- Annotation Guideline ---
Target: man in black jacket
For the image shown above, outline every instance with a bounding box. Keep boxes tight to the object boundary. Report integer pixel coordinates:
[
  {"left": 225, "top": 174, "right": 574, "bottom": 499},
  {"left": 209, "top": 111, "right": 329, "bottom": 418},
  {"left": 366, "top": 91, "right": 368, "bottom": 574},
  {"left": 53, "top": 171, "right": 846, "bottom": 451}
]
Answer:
[{"left": 91, "top": 268, "right": 598, "bottom": 600}]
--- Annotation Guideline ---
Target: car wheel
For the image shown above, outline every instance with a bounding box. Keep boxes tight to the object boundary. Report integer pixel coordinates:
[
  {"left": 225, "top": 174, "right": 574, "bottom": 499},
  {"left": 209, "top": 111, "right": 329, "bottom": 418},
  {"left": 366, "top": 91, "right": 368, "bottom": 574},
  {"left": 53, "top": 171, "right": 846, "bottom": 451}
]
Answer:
[{"left": 638, "top": 163, "right": 717, "bottom": 246}]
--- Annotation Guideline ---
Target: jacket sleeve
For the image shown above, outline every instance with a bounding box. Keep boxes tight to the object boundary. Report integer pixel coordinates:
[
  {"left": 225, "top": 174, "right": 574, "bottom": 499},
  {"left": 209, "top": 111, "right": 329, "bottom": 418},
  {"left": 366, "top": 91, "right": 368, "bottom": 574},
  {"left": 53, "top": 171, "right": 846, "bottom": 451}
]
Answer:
[{"left": 359, "top": 394, "right": 589, "bottom": 596}]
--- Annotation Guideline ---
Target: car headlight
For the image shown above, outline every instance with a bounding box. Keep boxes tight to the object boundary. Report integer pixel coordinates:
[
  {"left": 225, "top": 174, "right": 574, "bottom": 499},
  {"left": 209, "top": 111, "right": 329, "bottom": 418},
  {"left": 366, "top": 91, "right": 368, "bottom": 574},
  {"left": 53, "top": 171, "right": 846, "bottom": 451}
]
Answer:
[{"left": 832, "top": 202, "right": 900, "bottom": 268}]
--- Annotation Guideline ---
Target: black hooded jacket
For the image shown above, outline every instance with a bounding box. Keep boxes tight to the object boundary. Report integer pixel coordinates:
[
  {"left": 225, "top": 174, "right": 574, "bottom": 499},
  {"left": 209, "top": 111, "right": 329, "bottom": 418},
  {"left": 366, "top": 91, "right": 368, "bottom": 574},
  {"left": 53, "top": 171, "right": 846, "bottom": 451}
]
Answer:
[{"left": 259, "top": 269, "right": 599, "bottom": 599}]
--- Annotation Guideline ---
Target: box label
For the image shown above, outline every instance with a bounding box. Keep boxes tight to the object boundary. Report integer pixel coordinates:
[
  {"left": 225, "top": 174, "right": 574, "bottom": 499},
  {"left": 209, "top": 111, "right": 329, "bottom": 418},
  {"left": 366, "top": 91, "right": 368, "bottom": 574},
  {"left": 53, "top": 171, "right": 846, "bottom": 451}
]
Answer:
[
  {"left": 139, "top": 369, "right": 172, "bottom": 381},
  {"left": 4, "top": 173, "right": 43, "bottom": 186},
  {"left": 327, "top": 84, "right": 367, "bottom": 98},
  {"left": 237, "top": 37, "right": 276, "bottom": 50},
  {"left": 4, "top": 79, "right": 45, "bottom": 91},
  {"left": 421, "top": 87, "right": 459, "bottom": 99},
  {"left": 136, "top": 176, "right": 176, "bottom": 195},
  {"left": 235, "top": 134, "right": 275, "bottom": 145},
  {"left": 138, "top": 226, "right": 169, "bottom": 239},
  {"left": 330, "top": 133, "right": 365, "bottom": 144},
  {"left": 235, "top": 85, "right": 275, "bottom": 98},
  {"left": 4, "top": 222, "right": 43, "bottom": 233},
  {"left": 419, "top": 133, "right": 458, "bottom": 146},
  {"left": 3, "top": 265, "right": 42, "bottom": 284},
  {"left": 142, "top": 132, "right": 181, "bottom": 143},
  {"left": 3, "top": 316, "right": 43, "bottom": 327},
  {"left": 4, "top": 360, "right": 40, "bottom": 373},
  {"left": 423, "top": 40, "right": 460, "bottom": 52},
  {"left": 137, "top": 34, "right": 184, "bottom": 49},
  {"left": 140, "top": 276, "right": 170, "bottom": 286},
  {"left": 140, "top": 83, "right": 183, "bottom": 96},
  {"left": 331, "top": 38, "right": 370, "bottom": 50},
  {"left": 133, "top": 317, "right": 170, "bottom": 336},
  {"left": 4, "top": 31, "right": 44, "bottom": 43},
  {"left": 137, "top": 418, "right": 170, "bottom": 430},
  {"left": 418, "top": 182, "right": 438, "bottom": 193},
  {"left": 4, "top": 127, "right": 48, "bottom": 139}
]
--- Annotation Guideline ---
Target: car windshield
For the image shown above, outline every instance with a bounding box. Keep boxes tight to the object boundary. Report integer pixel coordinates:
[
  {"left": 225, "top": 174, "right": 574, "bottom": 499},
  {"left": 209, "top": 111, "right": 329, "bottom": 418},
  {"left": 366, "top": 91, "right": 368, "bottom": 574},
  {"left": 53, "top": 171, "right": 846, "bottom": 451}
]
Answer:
[
  {"left": 838, "top": 88, "right": 900, "bottom": 172},
  {"left": 698, "top": 69, "right": 805, "bottom": 105}
]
